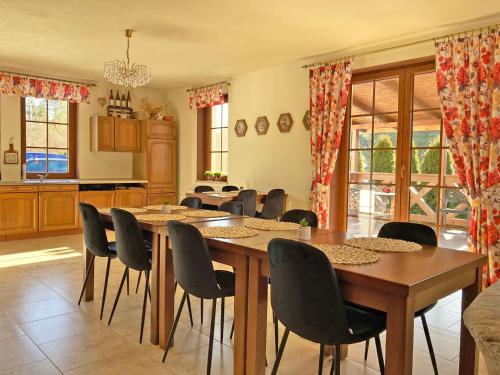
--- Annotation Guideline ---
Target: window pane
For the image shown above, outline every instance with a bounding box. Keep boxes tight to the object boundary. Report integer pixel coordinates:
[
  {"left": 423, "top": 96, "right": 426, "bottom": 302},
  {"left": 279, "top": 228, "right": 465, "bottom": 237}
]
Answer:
[
  {"left": 373, "top": 115, "right": 398, "bottom": 144},
  {"left": 349, "top": 151, "right": 371, "bottom": 182},
  {"left": 221, "top": 127, "right": 228, "bottom": 151},
  {"left": 221, "top": 103, "right": 228, "bottom": 127},
  {"left": 221, "top": 153, "right": 228, "bottom": 175},
  {"left": 48, "top": 149, "right": 68, "bottom": 173},
  {"left": 211, "top": 128, "right": 222, "bottom": 152},
  {"left": 211, "top": 105, "right": 222, "bottom": 128},
  {"left": 413, "top": 72, "right": 441, "bottom": 110},
  {"left": 440, "top": 188, "right": 470, "bottom": 228},
  {"left": 26, "top": 122, "right": 47, "bottom": 147},
  {"left": 411, "top": 147, "right": 440, "bottom": 186},
  {"left": 411, "top": 110, "right": 441, "bottom": 147},
  {"left": 441, "top": 149, "right": 459, "bottom": 187},
  {"left": 351, "top": 81, "right": 373, "bottom": 116},
  {"left": 374, "top": 78, "right": 399, "bottom": 113},
  {"left": 48, "top": 100, "right": 68, "bottom": 123},
  {"left": 48, "top": 124, "right": 68, "bottom": 148},
  {"left": 25, "top": 97, "right": 47, "bottom": 121},
  {"left": 350, "top": 116, "right": 372, "bottom": 149},
  {"left": 211, "top": 152, "right": 221, "bottom": 173},
  {"left": 409, "top": 185, "right": 439, "bottom": 225},
  {"left": 372, "top": 184, "right": 395, "bottom": 220},
  {"left": 26, "top": 148, "right": 47, "bottom": 173},
  {"left": 348, "top": 184, "right": 371, "bottom": 217}
]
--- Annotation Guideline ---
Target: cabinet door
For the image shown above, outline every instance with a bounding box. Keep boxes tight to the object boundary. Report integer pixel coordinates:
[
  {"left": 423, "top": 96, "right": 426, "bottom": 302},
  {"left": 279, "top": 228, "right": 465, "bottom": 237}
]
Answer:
[
  {"left": 78, "top": 191, "right": 115, "bottom": 228},
  {"left": 39, "top": 191, "right": 79, "bottom": 231},
  {"left": 97, "top": 116, "right": 115, "bottom": 151},
  {"left": 114, "top": 118, "right": 140, "bottom": 152},
  {"left": 146, "top": 120, "right": 176, "bottom": 139},
  {"left": 114, "top": 189, "right": 146, "bottom": 208},
  {"left": 0, "top": 193, "right": 38, "bottom": 235},
  {"left": 148, "top": 192, "right": 177, "bottom": 205},
  {"left": 147, "top": 139, "right": 176, "bottom": 190}
]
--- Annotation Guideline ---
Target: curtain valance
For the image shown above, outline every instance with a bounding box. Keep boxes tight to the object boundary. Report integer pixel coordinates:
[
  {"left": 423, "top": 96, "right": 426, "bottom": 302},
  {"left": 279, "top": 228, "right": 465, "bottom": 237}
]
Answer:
[{"left": 188, "top": 83, "right": 225, "bottom": 109}]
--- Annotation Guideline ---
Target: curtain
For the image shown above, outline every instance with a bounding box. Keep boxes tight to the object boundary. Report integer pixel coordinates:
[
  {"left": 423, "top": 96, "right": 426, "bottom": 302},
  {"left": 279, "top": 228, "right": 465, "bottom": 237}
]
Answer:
[
  {"left": 0, "top": 72, "right": 91, "bottom": 103},
  {"left": 309, "top": 60, "right": 353, "bottom": 228},
  {"left": 435, "top": 28, "right": 500, "bottom": 286},
  {"left": 189, "top": 84, "right": 225, "bottom": 109}
]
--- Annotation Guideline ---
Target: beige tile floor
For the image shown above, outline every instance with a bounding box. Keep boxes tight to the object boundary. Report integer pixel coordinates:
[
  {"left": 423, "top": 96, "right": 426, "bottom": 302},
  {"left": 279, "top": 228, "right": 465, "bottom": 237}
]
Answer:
[{"left": 0, "top": 234, "right": 489, "bottom": 374}]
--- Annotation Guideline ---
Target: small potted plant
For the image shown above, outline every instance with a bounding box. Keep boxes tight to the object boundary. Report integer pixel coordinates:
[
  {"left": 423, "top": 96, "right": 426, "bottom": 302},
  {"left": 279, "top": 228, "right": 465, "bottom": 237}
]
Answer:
[
  {"left": 220, "top": 174, "right": 228, "bottom": 182},
  {"left": 161, "top": 199, "right": 172, "bottom": 213},
  {"left": 204, "top": 171, "right": 213, "bottom": 180},
  {"left": 213, "top": 171, "right": 222, "bottom": 181},
  {"left": 298, "top": 218, "right": 311, "bottom": 241}
]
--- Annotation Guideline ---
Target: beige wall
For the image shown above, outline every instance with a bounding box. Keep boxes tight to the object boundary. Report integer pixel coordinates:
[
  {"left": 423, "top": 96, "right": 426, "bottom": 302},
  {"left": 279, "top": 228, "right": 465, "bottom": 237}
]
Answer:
[
  {"left": 166, "top": 40, "right": 436, "bottom": 209},
  {"left": 0, "top": 81, "right": 167, "bottom": 181}
]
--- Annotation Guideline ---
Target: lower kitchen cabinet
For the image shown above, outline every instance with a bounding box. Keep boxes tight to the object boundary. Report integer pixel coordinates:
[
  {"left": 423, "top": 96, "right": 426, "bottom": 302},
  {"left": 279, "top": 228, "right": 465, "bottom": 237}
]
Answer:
[
  {"left": 39, "top": 191, "right": 80, "bottom": 231},
  {"left": 78, "top": 190, "right": 115, "bottom": 227},
  {"left": 0, "top": 192, "right": 38, "bottom": 235},
  {"left": 147, "top": 192, "right": 176, "bottom": 205},
  {"left": 114, "top": 188, "right": 146, "bottom": 207}
]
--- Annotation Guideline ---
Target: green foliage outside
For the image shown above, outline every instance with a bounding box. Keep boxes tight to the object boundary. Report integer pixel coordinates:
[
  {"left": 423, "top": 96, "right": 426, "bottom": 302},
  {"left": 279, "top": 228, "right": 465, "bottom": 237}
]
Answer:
[{"left": 372, "top": 135, "right": 395, "bottom": 173}]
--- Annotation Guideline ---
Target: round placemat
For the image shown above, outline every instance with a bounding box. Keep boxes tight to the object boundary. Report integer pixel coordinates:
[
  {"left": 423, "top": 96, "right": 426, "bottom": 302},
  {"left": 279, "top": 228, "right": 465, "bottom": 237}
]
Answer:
[
  {"left": 344, "top": 237, "right": 422, "bottom": 253},
  {"left": 143, "top": 205, "right": 187, "bottom": 211},
  {"left": 199, "top": 226, "right": 259, "bottom": 239},
  {"left": 181, "top": 210, "right": 231, "bottom": 218},
  {"left": 244, "top": 218, "right": 299, "bottom": 231},
  {"left": 135, "top": 213, "right": 186, "bottom": 222},
  {"left": 98, "top": 207, "right": 147, "bottom": 214},
  {"left": 315, "top": 244, "right": 379, "bottom": 265}
]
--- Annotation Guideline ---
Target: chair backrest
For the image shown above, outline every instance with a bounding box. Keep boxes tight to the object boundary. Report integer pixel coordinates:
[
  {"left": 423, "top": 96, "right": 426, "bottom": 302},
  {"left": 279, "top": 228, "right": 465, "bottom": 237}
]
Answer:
[
  {"left": 79, "top": 203, "right": 112, "bottom": 257},
  {"left": 180, "top": 197, "right": 202, "bottom": 209},
  {"left": 378, "top": 222, "right": 437, "bottom": 246},
  {"left": 268, "top": 238, "right": 350, "bottom": 344},
  {"left": 219, "top": 201, "right": 243, "bottom": 215},
  {"left": 110, "top": 208, "right": 150, "bottom": 271},
  {"left": 194, "top": 185, "right": 215, "bottom": 193},
  {"left": 260, "top": 189, "right": 285, "bottom": 219},
  {"left": 222, "top": 185, "right": 239, "bottom": 192},
  {"left": 281, "top": 209, "right": 318, "bottom": 228},
  {"left": 236, "top": 189, "right": 257, "bottom": 217},
  {"left": 167, "top": 221, "right": 222, "bottom": 299}
]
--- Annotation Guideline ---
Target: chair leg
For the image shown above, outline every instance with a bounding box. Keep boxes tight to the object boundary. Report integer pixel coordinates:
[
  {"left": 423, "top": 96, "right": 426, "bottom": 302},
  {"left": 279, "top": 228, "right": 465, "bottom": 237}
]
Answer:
[
  {"left": 421, "top": 314, "right": 438, "bottom": 375},
  {"left": 139, "top": 270, "right": 150, "bottom": 343},
  {"left": 273, "top": 315, "right": 279, "bottom": 355},
  {"left": 364, "top": 339, "right": 369, "bottom": 360},
  {"left": 329, "top": 345, "right": 341, "bottom": 375},
  {"left": 162, "top": 291, "right": 187, "bottom": 362},
  {"left": 126, "top": 268, "right": 130, "bottom": 295},
  {"left": 207, "top": 299, "right": 217, "bottom": 375},
  {"left": 374, "top": 335, "right": 385, "bottom": 375},
  {"left": 99, "top": 256, "right": 112, "bottom": 320},
  {"left": 230, "top": 321, "right": 234, "bottom": 339},
  {"left": 148, "top": 285, "right": 151, "bottom": 302},
  {"left": 108, "top": 267, "right": 128, "bottom": 326},
  {"left": 77, "top": 254, "right": 95, "bottom": 305},
  {"left": 186, "top": 294, "right": 194, "bottom": 327},
  {"left": 271, "top": 328, "right": 290, "bottom": 375},
  {"left": 135, "top": 271, "right": 142, "bottom": 293},
  {"left": 200, "top": 298, "right": 204, "bottom": 324},
  {"left": 318, "top": 344, "right": 325, "bottom": 375},
  {"left": 220, "top": 297, "right": 225, "bottom": 343}
]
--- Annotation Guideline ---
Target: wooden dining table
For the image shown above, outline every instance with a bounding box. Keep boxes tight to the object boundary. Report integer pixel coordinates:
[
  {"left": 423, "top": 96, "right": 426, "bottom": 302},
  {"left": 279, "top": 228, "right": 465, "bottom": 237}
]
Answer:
[
  {"left": 185, "top": 190, "right": 287, "bottom": 210},
  {"left": 85, "top": 212, "right": 487, "bottom": 375}
]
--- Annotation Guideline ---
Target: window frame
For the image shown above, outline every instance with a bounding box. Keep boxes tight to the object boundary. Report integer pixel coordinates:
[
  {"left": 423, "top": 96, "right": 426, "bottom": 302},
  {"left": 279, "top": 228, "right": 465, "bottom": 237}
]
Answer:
[{"left": 21, "top": 97, "right": 78, "bottom": 179}]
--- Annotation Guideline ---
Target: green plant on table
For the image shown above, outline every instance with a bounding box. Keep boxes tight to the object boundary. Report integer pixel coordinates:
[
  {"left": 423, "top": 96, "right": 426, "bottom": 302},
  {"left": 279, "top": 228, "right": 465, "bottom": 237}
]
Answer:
[
  {"left": 163, "top": 200, "right": 170, "bottom": 205},
  {"left": 299, "top": 218, "right": 309, "bottom": 227}
]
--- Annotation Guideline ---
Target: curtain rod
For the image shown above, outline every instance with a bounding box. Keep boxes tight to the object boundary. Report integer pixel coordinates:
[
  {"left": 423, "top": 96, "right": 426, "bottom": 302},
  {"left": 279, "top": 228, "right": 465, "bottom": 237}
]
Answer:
[
  {"left": 0, "top": 69, "right": 97, "bottom": 87},
  {"left": 186, "top": 81, "right": 230, "bottom": 92},
  {"left": 302, "top": 23, "right": 499, "bottom": 69}
]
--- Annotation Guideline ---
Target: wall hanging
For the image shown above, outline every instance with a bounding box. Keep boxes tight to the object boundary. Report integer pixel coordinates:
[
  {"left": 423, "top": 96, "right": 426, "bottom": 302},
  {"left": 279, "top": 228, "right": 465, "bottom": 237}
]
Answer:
[
  {"left": 277, "top": 113, "right": 293, "bottom": 132},
  {"left": 234, "top": 119, "right": 248, "bottom": 137},
  {"left": 3, "top": 138, "right": 18, "bottom": 164},
  {"left": 302, "top": 110, "right": 311, "bottom": 130},
  {"left": 255, "top": 116, "right": 269, "bottom": 135}
]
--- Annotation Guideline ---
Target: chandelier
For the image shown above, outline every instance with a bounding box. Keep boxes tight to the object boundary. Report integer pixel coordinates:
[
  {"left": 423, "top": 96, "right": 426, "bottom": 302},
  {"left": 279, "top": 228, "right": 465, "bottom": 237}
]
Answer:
[{"left": 104, "top": 29, "right": 151, "bottom": 88}]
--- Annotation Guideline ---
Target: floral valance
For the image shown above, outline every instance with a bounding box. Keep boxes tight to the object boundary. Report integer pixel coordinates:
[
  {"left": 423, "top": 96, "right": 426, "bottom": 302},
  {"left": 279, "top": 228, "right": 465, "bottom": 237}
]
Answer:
[
  {"left": 188, "top": 83, "right": 225, "bottom": 109},
  {"left": 0, "top": 72, "right": 91, "bottom": 104}
]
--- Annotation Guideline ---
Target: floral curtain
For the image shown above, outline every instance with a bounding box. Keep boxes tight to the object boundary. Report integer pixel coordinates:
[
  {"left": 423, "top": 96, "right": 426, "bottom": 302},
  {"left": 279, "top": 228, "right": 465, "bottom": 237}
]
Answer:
[
  {"left": 0, "top": 72, "right": 91, "bottom": 103},
  {"left": 189, "top": 84, "right": 225, "bottom": 109},
  {"left": 309, "top": 60, "right": 353, "bottom": 228},
  {"left": 435, "top": 28, "right": 500, "bottom": 286}
]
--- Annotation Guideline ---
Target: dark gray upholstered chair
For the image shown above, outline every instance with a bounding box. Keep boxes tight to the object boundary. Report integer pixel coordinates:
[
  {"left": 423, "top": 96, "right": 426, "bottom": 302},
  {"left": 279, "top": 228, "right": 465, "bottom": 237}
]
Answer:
[
  {"left": 281, "top": 209, "right": 318, "bottom": 228},
  {"left": 219, "top": 201, "right": 244, "bottom": 215},
  {"left": 163, "top": 221, "right": 236, "bottom": 375},
  {"left": 257, "top": 189, "right": 285, "bottom": 219},
  {"left": 180, "top": 196, "right": 202, "bottom": 209},
  {"left": 364, "top": 221, "right": 438, "bottom": 375},
  {"left": 222, "top": 185, "right": 239, "bottom": 192},
  {"left": 194, "top": 185, "right": 215, "bottom": 193},
  {"left": 268, "top": 239, "right": 386, "bottom": 375},
  {"left": 235, "top": 189, "right": 257, "bottom": 217}
]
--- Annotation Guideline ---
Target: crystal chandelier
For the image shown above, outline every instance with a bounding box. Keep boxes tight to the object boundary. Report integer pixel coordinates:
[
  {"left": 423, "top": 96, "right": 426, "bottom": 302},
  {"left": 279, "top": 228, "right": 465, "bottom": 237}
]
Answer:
[{"left": 104, "top": 29, "right": 151, "bottom": 88}]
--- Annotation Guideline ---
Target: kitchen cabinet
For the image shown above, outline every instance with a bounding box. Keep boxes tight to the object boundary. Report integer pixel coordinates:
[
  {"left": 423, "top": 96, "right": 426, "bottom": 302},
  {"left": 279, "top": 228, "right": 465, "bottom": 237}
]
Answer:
[
  {"left": 0, "top": 191, "right": 38, "bottom": 235},
  {"left": 79, "top": 190, "right": 115, "bottom": 228},
  {"left": 114, "top": 188, "right": 146, "bottom": 207},
  {"left": 39, "top": 187, "right": 79, "bottom": 232},
  {"left": 148, "top": 192, "right": 176, "bottom": 205},
  {"left": 91, "top": 116, "right": 140, "bottom": 152}
]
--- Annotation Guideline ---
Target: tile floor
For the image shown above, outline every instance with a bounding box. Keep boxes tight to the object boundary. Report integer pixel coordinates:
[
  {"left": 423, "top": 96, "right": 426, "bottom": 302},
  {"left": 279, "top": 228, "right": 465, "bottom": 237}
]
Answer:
[{"left": 0, "top": 234, "right": 489, "bottom": 374}]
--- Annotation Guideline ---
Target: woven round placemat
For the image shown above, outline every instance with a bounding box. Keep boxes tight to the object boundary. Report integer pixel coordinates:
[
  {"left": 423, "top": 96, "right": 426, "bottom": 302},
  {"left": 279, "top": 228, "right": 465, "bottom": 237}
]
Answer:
[
  {"left": 135, "top": 213, "right": 186, "bottom": 222},
  {"left": 244, "top": 218, "right": 300, "bottom": 231},
  {"left": 143, "top": 205, "right": 187, "bottom": 211},
  {"left": 181, "top": 210, "right": 231, "bottom": 218},
  {"left": 98, "top": 207, "right": 147, "bottom": 214},
  {"left": 315, "top": 244, "right": 379, "bottom": 265},
  {"left": 344, "top": 237, "right": 422, "bottom": 253},
  {"left": 199, "top": 226, "right": 259, "bottom": 239}
]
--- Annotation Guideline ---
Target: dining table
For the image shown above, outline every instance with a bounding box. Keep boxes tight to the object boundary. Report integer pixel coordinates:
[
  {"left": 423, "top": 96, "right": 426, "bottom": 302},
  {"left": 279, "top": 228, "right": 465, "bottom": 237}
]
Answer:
[
  {"left": 184, "top": 190, "right": 287, "bottom": 210},
  {"left": 84, "top": 211, "right": 487, "bottom": 375}
]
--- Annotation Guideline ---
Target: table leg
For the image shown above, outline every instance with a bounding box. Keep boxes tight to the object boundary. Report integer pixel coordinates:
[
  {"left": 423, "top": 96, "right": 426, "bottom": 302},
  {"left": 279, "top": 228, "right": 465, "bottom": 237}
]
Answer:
[
  {"left": 459, "top": 267, "right": 482, "bottom": 375},
  {"left": 84, "top": 248, "right": 94, "bottom": 301},
  {"left": 246, "top": 257, "right": 268, "bottom": 375},
  {"left": 150, "top": 232, "right": 160, "bottom": 345},
  {"left": 234, "top": 253, "right": 249, "bottom": 375},
  {"left": 159, "top": 233, "right": 175, "bottom": 349},
  {"left": 385, "top": 295, "right": 415, "bottom": 375}
]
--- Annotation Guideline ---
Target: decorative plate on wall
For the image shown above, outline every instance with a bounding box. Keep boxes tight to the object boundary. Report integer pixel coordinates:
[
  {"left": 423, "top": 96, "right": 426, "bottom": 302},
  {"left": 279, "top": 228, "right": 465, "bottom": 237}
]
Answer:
[
  {"left": 302, "top": 110, "right": 311, "bottom": 130},
  {"left": 255, "top": 116, "right": 269, "bottom": 135},
  {"left": 277, "top": 113, "right": 293, "bottom": 133},
  {"left": 234, "top": 119, "right": 248, "bottom": 137}
]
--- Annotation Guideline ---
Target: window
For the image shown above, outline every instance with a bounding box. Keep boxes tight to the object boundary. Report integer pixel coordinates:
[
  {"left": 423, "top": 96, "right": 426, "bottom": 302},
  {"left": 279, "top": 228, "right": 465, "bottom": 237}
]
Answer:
[{"left": 21, "top": 97, "right": 77, "bottom": 178}]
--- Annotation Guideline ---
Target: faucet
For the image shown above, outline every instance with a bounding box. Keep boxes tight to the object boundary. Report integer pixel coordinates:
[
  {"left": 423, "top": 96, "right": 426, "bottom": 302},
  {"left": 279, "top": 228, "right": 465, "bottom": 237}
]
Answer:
[{"left": 38, "top": 172, "right": 50, "bottom": 182}]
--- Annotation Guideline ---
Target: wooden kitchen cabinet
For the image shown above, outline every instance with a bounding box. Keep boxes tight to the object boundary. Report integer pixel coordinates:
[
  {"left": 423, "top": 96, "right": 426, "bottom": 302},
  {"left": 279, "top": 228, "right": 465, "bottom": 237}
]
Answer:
[
  {"left": 39, "top": 190, "right": 79, "bottom": 232},
  {"left": 147, "top": 139, "right": 176, "bottom": 190},
  {"left": 114, "top": 189, "right": 146, "bottom": 207},
  {"left": 78, "top": 190, "right": 115, "bottom": 228},
  {"left": 148, "top": 192, "right": 176, "bottom": 205},
  {"left": 91, "top": 116, "right": 140, "bottom": 152},
  {"left": 0, "top": 192, "right": 38, "bottom": 235}
]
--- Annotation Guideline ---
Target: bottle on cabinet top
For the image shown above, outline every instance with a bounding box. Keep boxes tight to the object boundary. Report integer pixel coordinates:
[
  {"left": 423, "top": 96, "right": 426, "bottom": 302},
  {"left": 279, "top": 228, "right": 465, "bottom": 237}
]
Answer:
[
  {"left": 126, "top": 91, "right": 131, "bottom": 108},
  {"left": 115, "top": 90, "right": 120, "bottom": 107},
  {"left": 121, "top": 93, "right": 126, "bottom": 107},
  {"left": 109, "top": 90, "right": 114, "bottom": 106}
]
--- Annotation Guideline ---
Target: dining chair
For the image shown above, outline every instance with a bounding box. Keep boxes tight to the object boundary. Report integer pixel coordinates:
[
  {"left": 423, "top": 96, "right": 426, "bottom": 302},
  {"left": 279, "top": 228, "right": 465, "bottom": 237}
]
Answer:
[
  {"left": 194, "top": 185, "right": 215, "bottom": 193},
  {"left": 363, "top": 221, "right": 439, "bottom": 375},
  {"left": 180, "top": 196, "right": 202, "bottom": 209},
  {"left": 219, "top": 201, "right": 243, "bottom": 215},
  {"left": 257, "top": 189, "right": 285, "bottom": 219},
  {"left": 108, "top": 208, "right": 152, "bottom": 343},
  {"left": 268, "top": 238, "right": 386, "bottom": 375},
  {"left": 281, "top": 209, "right": 318, "bottom": 228},
  {"left": 162, "top": 221, "right": 236, "bottom": 375},
  {"left": 235, "top": 189, "right": 257, "bottom": 217},
  {"left": 222, "top": 185, "right": 239, "bottom": 192}
]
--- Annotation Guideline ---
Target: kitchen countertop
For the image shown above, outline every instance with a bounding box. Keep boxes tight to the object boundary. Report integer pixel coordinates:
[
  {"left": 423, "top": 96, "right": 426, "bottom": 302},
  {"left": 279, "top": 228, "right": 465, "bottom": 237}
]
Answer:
[{"left": 0, "top": 179, "right": 148, "bottom": 185}]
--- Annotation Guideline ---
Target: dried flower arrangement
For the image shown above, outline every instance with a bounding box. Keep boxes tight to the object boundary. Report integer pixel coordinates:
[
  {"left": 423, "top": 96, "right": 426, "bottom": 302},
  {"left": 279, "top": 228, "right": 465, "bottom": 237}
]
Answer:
[{"left": 139, "top": 97, "right": 167, "bottom": 119}]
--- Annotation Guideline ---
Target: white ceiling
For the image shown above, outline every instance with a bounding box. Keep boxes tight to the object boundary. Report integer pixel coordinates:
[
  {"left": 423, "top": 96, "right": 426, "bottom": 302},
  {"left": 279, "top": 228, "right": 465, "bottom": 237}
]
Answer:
[{"left": 0, "top": 1, "right": 498, "bottom": 90}]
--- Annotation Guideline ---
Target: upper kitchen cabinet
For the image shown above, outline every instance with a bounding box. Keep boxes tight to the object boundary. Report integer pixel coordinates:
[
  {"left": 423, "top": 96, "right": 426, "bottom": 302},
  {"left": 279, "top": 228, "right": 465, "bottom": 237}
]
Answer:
[{"left": 91, "top": 116, "right": 140, "bottom": 152}]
